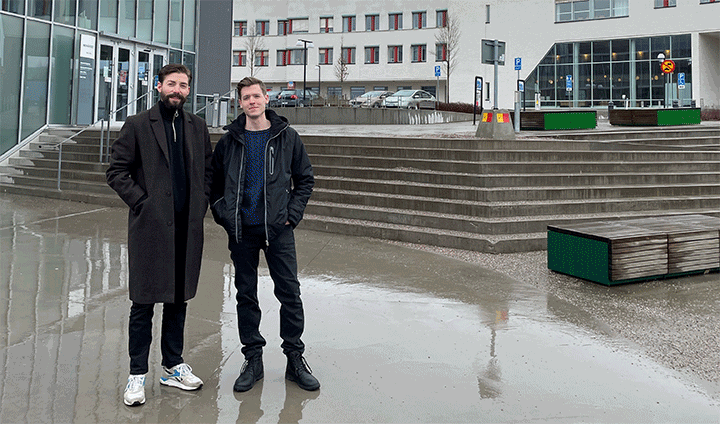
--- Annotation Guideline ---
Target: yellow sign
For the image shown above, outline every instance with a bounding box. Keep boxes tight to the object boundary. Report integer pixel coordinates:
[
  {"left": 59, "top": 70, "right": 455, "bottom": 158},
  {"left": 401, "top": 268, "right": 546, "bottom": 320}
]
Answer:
[{"left": 661, "top": 59, "right": 675, "bottom": 74}]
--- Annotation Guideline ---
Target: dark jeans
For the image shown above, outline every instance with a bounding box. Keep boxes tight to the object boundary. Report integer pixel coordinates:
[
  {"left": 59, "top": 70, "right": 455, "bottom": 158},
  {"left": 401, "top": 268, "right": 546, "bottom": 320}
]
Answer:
[
  {"left": 128, "top": 301, "right": 187, "bottom": 374},
  {"left": 229, "top": 225, "right": 305, "bottom": 359}
]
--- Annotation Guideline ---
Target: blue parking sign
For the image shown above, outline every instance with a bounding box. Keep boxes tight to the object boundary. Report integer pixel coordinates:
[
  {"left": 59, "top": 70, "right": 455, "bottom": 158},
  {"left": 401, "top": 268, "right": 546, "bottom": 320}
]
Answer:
[
  {"left": 566, "top": 75, "right": 573, "bottom": 92},
  {"left": 514, "top": 57, "right": 521, "bottom": 71},
  {"left": 678, "top": 72, "right": 685, "bottom": 89},
  {"left": 434, "top": 65, "right": 441, "bottom": 77}
]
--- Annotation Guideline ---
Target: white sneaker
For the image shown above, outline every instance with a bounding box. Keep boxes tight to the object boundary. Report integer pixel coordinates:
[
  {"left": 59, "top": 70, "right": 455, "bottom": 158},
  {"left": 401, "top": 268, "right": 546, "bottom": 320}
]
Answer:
[
  {"left": 124, "top": 374, "right": 146, "bottom": 406},
  {"left": 160, "top": 363, "right": 203, "bottom": 391}
]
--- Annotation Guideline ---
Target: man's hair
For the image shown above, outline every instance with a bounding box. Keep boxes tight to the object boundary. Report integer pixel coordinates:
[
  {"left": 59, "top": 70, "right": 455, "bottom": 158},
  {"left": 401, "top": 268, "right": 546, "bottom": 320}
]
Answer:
[
  {"left": 158, "top": 63, "right": 192, "bottom": 84},
  {"left": 237, "top": 76, "right": 267, "bottom": 97}
]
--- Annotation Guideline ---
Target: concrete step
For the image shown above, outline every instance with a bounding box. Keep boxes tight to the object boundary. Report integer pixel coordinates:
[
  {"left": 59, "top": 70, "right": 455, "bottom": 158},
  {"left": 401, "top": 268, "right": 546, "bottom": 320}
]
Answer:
[
  {"left": 8, "top": 157, "right": 108, "bottom": 173},
  {"left": 309, "top": 155, "right": 720, "bottom": 174},
  {"left": 1, "top": 173, "right": 114, "bottom": 195},
  {"left": 0, "top": 182, "right": 123, "bottom": 208},
  {"left": 4, "top": 165, "right": 108, "bottom": 183},
  {"left": 311, "top": 188, "right": 720, "bottom": 217},
  {"left": 312, "top": 165, "right": 720, "bottom": 187}
]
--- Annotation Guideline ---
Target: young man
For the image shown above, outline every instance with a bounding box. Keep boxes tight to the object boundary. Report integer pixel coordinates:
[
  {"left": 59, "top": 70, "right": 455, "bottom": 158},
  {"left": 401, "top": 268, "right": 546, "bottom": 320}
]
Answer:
[
  {"left": 106, "top": 64, "right": 213, "bottom": 406},
  {"left": 210, "top": 77, "right": 318, "bottom": 392}
]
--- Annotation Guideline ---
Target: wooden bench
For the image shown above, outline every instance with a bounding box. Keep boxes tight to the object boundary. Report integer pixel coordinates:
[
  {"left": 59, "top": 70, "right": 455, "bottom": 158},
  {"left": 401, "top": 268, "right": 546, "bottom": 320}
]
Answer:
[{"left": 548, "top": 215, "right": 720, "bottom": 285}]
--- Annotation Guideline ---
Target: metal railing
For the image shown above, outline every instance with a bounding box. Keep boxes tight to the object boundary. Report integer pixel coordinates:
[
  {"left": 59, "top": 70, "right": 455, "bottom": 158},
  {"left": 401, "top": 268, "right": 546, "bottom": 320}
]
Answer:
[
  {"left": 195, "top": 89, "right": 236, "bottom": 128},
  {"left": 54, "top": 92, "right": 151, "bottom": 191}
]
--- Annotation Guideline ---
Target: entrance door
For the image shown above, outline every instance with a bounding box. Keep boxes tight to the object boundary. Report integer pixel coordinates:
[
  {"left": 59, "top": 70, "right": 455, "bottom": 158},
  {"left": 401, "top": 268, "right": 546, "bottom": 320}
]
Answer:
[
  {"left": 97, "top": 40, "right": 135, "bottom": 124},
  {"left": 137, "top": 48, "right": 167, "bottom": 112}
]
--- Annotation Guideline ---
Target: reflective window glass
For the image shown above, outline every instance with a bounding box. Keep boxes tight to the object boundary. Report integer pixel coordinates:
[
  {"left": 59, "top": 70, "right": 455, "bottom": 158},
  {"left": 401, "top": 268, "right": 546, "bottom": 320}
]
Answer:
[
  {"left": 54, "top": 0, "right": 76, "bottom": 25},
  {"left": 651, "top": 36, "right": 670, "bottom": 60},
  {"left": 673, "top": 34, "right": 691, "bottom": 58},
  {"left": 0, "top": 14, "right": 23, "bottom": 153},
  {"left": 50, "top": 26, "right": 75, "bottom": 124},
  {"left": 137, "top": 0, "right": 153, "bottom": 41},
  {"left": 29, "top": 0, "right": 51, "bottom": 20},
  {"left": 593, "top": 40, "right": 610, "bottom": 62},
  {"left": 169, "top": 0, "right": 182, "bottom": 48},
  {"left": 119, "top": 0, "right": 136, "bottom": 38},
  {"left": 155, "top": 0, "right": 169, "bottom": 44},
  {"left": 78, "top": 0, "right": 97, "bottom": 30},
  {"left": 22, "top": 21, "right": 50, "bottom": 139},
  {"left": 183, "top": 0, "right": 196, "bottom": 50},
  {"left": 611, "top": 39, "right": 629, "bottom": 61},
  {"left": 1, "top": 0, "right": 23, "bottom": 14},
  {"left": 99, "top": 0, "right": 118, "bottom": 33}
]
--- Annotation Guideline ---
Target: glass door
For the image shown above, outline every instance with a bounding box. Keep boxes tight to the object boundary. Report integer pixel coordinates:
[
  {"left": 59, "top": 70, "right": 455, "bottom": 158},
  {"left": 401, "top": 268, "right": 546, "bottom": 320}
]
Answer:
[
  {"left": 137, "top": 51, "right": 150, "bottom": 112},
  {"left": 95, "top": 39, "right": 135, "bottom": 124},
  {"left": 151, "top": 51, "right": 167, "bottom": 105}
]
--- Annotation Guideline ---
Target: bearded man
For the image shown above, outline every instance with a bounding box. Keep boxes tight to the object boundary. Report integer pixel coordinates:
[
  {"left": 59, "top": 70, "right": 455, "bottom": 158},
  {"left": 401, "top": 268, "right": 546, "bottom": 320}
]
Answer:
[{"left": 106, "top": 63, "right": 213, "bottom": 406}]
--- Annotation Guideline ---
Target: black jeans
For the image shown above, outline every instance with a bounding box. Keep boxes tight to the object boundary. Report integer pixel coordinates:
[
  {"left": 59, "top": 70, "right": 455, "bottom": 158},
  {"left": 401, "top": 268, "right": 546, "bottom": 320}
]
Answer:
[
  {"left": 128, "top": 301, "right": 187, "bottom": 374},
  {"left": 229, "top": 225, "right": 305, "bottom": 359}
]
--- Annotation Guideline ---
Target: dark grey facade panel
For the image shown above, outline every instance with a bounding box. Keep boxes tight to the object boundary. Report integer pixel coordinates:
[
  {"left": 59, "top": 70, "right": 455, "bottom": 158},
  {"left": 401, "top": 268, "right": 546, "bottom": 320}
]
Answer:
[{"left": 197, "top": 0, "right": 233, "bottom": 96}]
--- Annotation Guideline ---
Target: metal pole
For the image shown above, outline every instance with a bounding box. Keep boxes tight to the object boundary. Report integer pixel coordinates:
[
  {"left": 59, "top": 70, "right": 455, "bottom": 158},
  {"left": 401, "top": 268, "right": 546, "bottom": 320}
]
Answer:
[
  {"left": 303, "top": 43, "right": 307, "bottom": 104},
  {"left": 493, "top": 39, "right": 499, "bottom": 109}
]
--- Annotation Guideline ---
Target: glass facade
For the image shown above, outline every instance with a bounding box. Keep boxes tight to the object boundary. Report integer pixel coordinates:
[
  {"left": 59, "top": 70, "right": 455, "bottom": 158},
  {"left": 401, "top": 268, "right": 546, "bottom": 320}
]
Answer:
[
  {"left": 0, "top": 0, "right": 199, "bottom": 158},
  {"left": 525, "top": 34, "right": 691, "bottom": 108}
]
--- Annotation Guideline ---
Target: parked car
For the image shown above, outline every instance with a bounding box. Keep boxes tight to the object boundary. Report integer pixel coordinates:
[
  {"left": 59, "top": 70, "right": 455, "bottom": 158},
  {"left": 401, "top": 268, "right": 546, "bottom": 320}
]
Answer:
[
  {"left": 382, "top": 90, "right": 437, "bottom": 109},
  {"left": 349, "top": 90, "right": 393, "bottom": 108},
  {"left": 277, "top": 89, "right": 318, "bottom": 107},
  {"left": 267, "top": 90, "right": 282, "bottom": 108}
]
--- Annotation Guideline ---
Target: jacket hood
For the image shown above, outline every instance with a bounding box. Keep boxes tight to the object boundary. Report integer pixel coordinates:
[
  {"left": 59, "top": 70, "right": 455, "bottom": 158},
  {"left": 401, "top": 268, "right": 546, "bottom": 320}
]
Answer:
[{"left": 224, "top": 108, "right": 289, "bottom": 141}]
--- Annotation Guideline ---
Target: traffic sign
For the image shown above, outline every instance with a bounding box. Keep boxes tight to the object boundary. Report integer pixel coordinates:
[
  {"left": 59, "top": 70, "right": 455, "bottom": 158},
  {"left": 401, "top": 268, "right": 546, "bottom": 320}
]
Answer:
[
  {"left": 518, "top": 80, "right": 525, "bottom": 92},
  {"left": 678, "top": 72, "right": 686, "bottom": 89},
  {"left": 435, "top": 65, "right": 441, "bottom": 77},
  {"left": 514, "top": 57, "right": 521, "bottom": 71},
  {"left": 661, "top": 59, "right": 675, "bottom": 74},
  {"left": 566, "top": 75, "right": 573, "bottom": 92}
]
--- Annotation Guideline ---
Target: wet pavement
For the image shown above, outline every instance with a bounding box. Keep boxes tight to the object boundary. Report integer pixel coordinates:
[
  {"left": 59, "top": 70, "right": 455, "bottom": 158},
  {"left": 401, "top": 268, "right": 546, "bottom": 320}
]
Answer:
[{"left": 2, "top": 192, "right": 720, "bottom": 423}]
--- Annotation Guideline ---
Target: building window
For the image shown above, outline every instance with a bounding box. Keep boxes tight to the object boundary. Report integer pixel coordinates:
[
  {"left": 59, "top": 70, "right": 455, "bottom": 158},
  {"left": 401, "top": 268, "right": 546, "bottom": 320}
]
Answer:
[
  {"left": 411, "top": 44, "right": 426, "bottom": 62},
  {"left": 412, "top": 11, "right": 427, "bottom": 29},
  {"left": 320, "top": 16, "right": 333, "bottom": 33},
  {"left": 436, "top": 43, "right": 447, "bottom": 62},
  {"left": 555, "top": 0, "right": 628, "bottom": 22},
  {"left": 234, "top": 21, "right": 247, "bottom": 36},
  {"left": 290, "top": 48, "right": 305, "bottom": 65},
  {"left": 365, "top": 14, "right": 379, "bottom": 31},
  {"left": 233, "top": 50, "right": 246, "bottom": 66},
  {"left": 254, "top": 50, "right": 268, "bottom": 67},
  {"left": 364, "top": 46, "right": 379, "bottom": 64},
  {"left": 389, "top": 12, "right": 402, "bottom": 30},
  {"left": 327, "top": 86, "right": 343, "bottom": 100},
  {"left": 342, "top": 15, "right": 356, "bottom": 32},
  {"left": 291, "top": 18, "right": 308, "bottom": 33},
  {"left": 255, "top": 20, "right": 269, "bottom": 35},
  {"left": 654, "top": 0, "right": 676, "bottom": 6},
  {"left": 278, "top": 19, "right": 290, "bottom": 35},
  {"left": 277, "top": 49, "right": 290, "bottom": 66},
  {"left": 319, "top": 47, "right": 333, "bottom": 64},
  {"left": 388, "top": 45, "right": 403, "bottom": 63},
  {"left": 436, "top": 10, "right": 447, "bottom": 27},
  {"left": 342, "top": 47, "right": 356, "bottom": 64}
]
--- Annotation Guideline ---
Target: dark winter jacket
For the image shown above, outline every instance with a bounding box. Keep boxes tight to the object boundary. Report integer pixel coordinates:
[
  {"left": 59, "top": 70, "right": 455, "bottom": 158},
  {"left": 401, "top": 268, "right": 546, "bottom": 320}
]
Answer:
[{"left": 210, "top": 109, "right": 314, "bottom": 243}]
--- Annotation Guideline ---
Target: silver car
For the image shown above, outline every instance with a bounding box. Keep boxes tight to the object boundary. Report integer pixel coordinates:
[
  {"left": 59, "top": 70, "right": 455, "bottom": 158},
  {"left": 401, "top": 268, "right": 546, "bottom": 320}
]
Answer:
[
  {"left": 349, "top": 91, "right": 393, "bottom": 108},
  {"left": 382, "top": 90, "right": 437, "bottom": 109}
]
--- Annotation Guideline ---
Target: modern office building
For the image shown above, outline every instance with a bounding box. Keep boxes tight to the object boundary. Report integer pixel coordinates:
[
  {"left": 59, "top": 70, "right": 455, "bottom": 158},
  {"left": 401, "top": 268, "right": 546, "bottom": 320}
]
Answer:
[
  {"left": 231, "top": 0, "right": 720, "bottom": 110},
  {"left": 0, "top": 0, "right": 232, "bottom": 160}
]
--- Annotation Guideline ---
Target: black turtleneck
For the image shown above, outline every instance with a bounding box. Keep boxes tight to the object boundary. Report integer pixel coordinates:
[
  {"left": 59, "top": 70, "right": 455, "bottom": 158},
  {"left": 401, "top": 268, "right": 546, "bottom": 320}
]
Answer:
[{"left": 158, "top": 100, "right": 187, "bottom": 214}]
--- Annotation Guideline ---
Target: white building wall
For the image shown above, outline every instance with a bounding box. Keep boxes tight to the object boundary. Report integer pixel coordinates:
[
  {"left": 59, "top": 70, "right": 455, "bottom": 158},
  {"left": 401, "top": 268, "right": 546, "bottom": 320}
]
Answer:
[{"left": 232, "top": 0, "right": 720, "bottom": 109}]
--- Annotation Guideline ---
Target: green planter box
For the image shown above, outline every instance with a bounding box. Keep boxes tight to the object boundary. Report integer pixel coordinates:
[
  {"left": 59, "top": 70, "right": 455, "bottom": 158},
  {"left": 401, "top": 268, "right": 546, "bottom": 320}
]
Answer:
[
  {"left": 609, "top": 108, "right": 701, "bottom": 126},
  {"left": 520, "top": 110, "right": 597, "bottom": 130}
]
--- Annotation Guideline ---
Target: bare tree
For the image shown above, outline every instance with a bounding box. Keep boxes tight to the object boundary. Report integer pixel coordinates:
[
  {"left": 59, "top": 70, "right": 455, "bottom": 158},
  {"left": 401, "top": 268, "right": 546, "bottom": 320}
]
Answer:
[
  {"left": 244, "top": 24, "right": 266, "bottom": 77},
  {"left": 434, "top": 14, "right": 461, "bottom": 103},
  {"left": 334, "top": 37, "right": 349, "bottom": 84}
]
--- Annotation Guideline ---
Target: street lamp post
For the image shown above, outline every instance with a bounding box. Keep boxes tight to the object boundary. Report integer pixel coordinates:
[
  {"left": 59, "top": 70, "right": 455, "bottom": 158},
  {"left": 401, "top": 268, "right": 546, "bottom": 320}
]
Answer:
[
  {"left": 657, "top": 53, "right": 666, "bottom": 108},
  {"left": 315, "top": 65, "right": 321, "bottom": 105},
  {"left": 296, "top": 39, "right": 314, "bottom": 104}
]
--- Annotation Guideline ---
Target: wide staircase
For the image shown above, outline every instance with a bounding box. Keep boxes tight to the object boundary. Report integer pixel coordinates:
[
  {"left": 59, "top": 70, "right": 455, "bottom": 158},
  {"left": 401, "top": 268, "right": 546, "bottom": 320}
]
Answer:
[{"left": 3, "top": 125, "right": 720, "bottom": 253}]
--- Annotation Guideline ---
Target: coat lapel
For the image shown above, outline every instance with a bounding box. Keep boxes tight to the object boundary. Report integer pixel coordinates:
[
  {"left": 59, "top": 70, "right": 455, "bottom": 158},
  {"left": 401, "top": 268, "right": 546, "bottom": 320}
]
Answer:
[{"left": 149, "top": 104, "right": 170, "bottom": 163}]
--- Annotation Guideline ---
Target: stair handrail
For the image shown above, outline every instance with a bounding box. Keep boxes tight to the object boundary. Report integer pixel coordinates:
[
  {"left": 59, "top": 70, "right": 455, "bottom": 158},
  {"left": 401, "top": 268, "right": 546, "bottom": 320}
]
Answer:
[
  {"left": 100, "top": 91, "right": 153, "bottom": 163},
  {"left": 194, "top": 89, "right": 235, "bottom": 116},
  {"left": 53, "top": 91, "right": 151, "bottom": 191}
]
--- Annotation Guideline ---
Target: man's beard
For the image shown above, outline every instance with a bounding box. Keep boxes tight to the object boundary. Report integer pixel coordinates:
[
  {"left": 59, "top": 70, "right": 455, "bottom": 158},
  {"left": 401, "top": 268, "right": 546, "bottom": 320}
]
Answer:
[{"left": 161, "top": 93, "right": 186, "bottom": 110}]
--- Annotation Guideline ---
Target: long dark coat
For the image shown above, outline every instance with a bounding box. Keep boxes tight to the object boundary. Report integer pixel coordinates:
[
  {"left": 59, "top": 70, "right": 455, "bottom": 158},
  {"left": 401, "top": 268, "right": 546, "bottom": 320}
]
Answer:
[{"left": 106, "top": 103, "right": 213, "bottom": 304}]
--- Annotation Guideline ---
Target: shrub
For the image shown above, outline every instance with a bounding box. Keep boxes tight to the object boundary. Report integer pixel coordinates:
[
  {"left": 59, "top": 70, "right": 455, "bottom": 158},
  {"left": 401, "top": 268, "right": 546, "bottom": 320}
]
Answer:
[{"left": 436, "top": 102, "right": 477, "bottom": 114}]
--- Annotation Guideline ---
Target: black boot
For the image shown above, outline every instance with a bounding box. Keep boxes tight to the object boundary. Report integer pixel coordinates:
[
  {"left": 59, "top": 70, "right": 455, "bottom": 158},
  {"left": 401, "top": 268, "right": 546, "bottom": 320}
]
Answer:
[
  {"left": 234, "top": 355, "right": 263, "bottom": 392},
  {"left": 285, "top": 352, "right": 320, "bottom": 391}
]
